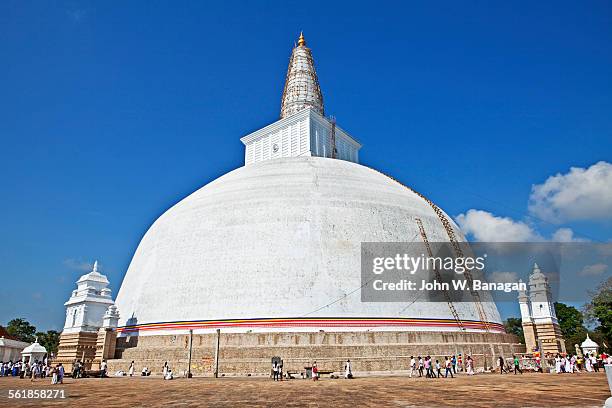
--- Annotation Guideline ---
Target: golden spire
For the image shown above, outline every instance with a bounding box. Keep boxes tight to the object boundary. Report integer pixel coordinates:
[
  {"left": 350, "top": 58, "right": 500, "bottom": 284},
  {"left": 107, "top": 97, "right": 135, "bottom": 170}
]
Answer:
[{"left": 297, "top": 32, "right": 306, "bottom": 47}]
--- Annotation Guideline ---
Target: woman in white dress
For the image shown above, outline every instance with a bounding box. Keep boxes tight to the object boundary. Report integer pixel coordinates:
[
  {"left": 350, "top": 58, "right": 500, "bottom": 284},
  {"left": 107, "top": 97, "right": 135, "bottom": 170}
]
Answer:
[
  {"left": 466, "top": 356, "right": 474, "bottom": 375},
  {"left": 344, "top": 359, "right": 352, "bottom": 379},
  {"left": 51, "top": 366, "right": 58, "bottom": 385},
  {"left": 585, "top": 354, "right": 593, "bottom": 372},
  {"left": 555, "top": 355, "right": 562, "bottom": 374},
  {"left": 128, "top": 361, "right": 135, "bottom": 377}
]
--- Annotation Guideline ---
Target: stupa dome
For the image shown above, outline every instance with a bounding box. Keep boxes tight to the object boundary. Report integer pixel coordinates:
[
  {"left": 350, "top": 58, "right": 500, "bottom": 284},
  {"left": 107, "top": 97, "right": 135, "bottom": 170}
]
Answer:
[{"left": 114, "top": 156, "right": 502, "bottom": 333}]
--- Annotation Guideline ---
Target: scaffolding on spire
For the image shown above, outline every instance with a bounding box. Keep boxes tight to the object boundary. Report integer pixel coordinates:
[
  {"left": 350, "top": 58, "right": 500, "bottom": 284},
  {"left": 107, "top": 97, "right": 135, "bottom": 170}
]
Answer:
[{"left": 280, "top": 32, "right": 324, "bottom": 118}]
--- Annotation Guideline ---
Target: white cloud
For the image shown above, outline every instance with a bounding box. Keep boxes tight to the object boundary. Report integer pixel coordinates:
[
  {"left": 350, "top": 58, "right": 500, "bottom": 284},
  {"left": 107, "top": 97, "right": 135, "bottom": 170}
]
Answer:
[
  {"left": 455, "top": 210, "right": 585, "bottom": 242},
  {"left": 579, "top": 263, "right": 608, "bottom": 277},
  {"left": 455, "top": 210, "right": 542, "bottom": 242},
  {"left": 528, "top": 161, "right": 612, "bottom": 223},
  {"left": 551, "top": 227, "right": 588, "bottom": 242},
  {"left": 63, "top": 258, "right": 94, "bottom": 272}
]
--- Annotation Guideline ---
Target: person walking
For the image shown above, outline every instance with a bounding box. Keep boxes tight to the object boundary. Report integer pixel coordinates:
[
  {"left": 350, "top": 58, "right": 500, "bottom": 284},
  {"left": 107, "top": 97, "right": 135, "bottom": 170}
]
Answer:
[
  {"left": 163, "top": 361, "right": 169, "bottom": 378},
  {"left": 535, "top": 356, "right": 542, "bottom": 373},
  {"left": 409, "top": 356, "right": 416, "bottom": 378},
  {"left": 51, "top": 366, "right": 57, "bottom": 385},
  {"left": 128, "top": 361, "right": 135, "bottom": 377},
  {"left": 588, "top": 354, "right": 596, "bottom": 372},
  {"left": 466, "top": 356, "right": 474, "bottom": 375},
  {"left": 418, "top": 356, "right": 424, "bottom": 377},
  {"left": 100, "top": 360, "right": 107, "bottom": 378},
  {"left": 71, "top": 360, "right": 79, "bottom": 379},
  {"left": 445, "top": 357, "right": 454, "bottom": 378},
  {"left": 344, "top": 359, "right": 352, "bottom": 379},
  {"left": 435, "top": 360, "right": 441, "bottom": 378},
  {"left": 499, "top": 356, "right": 508, "bottom": 374},
  {"left": 272, "top": 362, "right": 278, "bottom": 381},
  {"left": 312, "top": 361, "right": 319, "bottom": 381},
  {"left": 451, "top": 355, "right": 457, "bottom": 374},
  {"left": 513, "top": 355, "right": 523, "bottom": 374},
  {"left": 57, "top": 364, "right": 64, "bottom": 384},
  {"left": 593, "top": 354, "right": 600, "bottom": 372},
  {"left": 31, "top": 362, "right": 39, "bottom": 382}
]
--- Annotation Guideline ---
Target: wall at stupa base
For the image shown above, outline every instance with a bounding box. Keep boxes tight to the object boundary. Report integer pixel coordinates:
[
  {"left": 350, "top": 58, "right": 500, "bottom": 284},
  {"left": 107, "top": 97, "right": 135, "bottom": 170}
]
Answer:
[
  {"left": 55, "top": 331, "right": 99, "bottom": 372},
  {"left": 522, "top": 322, "right": 537, "bottom": 353},
  {"left": 107, "top": 330, "right": 524, "bottom": 376},
  {"left": 92, "top": 328, "right": 118, "bottom": 370},
  {"left": 534, "top": 323, "right": 566, "bottom": 355}
]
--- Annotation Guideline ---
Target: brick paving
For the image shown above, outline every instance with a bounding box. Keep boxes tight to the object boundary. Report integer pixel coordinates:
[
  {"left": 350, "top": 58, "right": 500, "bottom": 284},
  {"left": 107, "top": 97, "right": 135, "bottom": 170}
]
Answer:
[{"left": 0, "top": 372, "right": 609, "bottom": 407}]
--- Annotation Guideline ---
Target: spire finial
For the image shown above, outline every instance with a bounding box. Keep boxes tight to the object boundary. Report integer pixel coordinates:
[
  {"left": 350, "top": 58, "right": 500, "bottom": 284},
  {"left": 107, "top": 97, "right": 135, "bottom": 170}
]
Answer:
[
  {"left": 93, "top": 260, "right": 98, "bottom": 273},
  {"left": 298, "top": 32, "right": 306, "bottom": 47}
]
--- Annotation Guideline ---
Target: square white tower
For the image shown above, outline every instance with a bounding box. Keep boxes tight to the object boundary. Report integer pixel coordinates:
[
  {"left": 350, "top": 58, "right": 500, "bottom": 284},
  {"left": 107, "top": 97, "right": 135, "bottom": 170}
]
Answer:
[{"left": 241, "top": 108, "right": 361, "bottom": 165}]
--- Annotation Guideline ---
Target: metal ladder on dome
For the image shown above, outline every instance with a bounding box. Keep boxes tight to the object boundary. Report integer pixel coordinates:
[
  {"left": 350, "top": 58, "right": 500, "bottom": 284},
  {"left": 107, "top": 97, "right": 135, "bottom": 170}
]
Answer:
[
  {"left": 372, "top": 169, "right": 491, "bottom": 333},
  {"left": 329, "top": 115, "right": 338, "bottom": 159},
  {"left": 415, "top": 217, "right": 466, "bottom": 331}
]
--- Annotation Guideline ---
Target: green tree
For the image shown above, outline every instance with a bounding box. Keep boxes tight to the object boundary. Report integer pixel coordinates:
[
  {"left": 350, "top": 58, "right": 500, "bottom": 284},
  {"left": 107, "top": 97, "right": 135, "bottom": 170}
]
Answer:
[
  {"left": 554, "top": 302, "right": 584, "bottom": 334},
  {"left": 6, "top": 318, "right": 36, "bottom": 343},
  {"left": 504, "top": 317, "right": 525, "bottom": 344},
  {"left": 554, "top": 302, "right": 591, "bottom": 351},
  {"left": 35, "top": 330, "right": 60, "bottom": 355},
  {"left": 584, "top": 277, "right": 612, "bottom": 350}
]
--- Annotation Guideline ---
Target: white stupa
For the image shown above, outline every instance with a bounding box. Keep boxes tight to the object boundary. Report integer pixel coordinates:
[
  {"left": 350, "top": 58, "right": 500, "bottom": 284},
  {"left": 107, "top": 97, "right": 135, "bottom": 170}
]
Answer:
[{"left": 113, "top": 33, "right": 504, "bottom": 336}]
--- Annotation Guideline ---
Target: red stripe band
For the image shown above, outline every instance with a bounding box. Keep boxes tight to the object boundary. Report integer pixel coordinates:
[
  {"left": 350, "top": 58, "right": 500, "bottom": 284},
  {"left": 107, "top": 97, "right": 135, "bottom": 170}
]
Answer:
[{"left": 116, "top": 317, "right": 505, "bottom": 334}]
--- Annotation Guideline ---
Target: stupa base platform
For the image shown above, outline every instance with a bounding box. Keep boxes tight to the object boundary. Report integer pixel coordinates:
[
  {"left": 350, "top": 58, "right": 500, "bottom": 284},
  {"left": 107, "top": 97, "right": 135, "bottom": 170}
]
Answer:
[
  {"left": 56, "top": 331, "right": 99, "bottom": 372},
  {"left": 107, "top": 330, "right": 524, "bottom": 376}
]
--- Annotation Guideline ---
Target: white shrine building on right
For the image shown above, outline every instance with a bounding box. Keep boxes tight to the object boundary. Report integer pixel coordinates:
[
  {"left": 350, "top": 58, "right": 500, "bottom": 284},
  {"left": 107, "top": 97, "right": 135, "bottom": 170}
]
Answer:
[{"left": 518, "top": 263, "right": 566, "bottom": 355}]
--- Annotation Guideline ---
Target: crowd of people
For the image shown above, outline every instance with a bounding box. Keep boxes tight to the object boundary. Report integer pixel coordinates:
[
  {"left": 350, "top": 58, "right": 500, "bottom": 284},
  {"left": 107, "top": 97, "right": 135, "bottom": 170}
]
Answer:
[
  {"left": 0, "top": 359, "right": 66, "bottom": 384},
  {"left": 408, "top": 354, "right": 471, "bottom": 378},
  {"left": 271, "top": 350, "right": 612, "bottom": 381},
  {"left": 553, "top": 352, "right": 611, "bottom": 374},
  {"left": 3, "top": 350, "right": 611, "bottom": 383}
]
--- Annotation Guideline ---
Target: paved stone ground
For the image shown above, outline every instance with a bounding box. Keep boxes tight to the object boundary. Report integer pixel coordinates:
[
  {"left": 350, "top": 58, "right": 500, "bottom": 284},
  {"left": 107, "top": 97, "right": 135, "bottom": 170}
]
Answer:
[{"left": 0, "top": 372, "right": 609, "bottom": 407}]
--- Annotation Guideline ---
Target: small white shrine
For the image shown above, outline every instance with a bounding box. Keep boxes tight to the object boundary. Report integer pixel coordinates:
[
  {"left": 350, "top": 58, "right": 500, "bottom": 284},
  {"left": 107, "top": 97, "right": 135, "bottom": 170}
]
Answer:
[
  {"left": 21, "top": 339, "right": 47, "bottom": 363},
  {"left": 581, "top": 334, "right": 599, "bottom": 356}
]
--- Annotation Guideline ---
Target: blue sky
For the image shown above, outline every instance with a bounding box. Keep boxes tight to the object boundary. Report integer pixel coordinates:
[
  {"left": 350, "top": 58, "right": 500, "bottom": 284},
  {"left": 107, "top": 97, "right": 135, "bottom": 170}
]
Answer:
[{"left": 1, "top": 1, "right": 610, "bottom": 331}]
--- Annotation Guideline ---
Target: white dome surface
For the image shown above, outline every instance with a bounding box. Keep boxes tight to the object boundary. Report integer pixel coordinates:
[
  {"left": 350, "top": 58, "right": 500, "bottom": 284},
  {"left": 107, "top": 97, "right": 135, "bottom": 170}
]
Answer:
[{"left": 115, "top": 157, "right": 502, "bottom": 334}]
